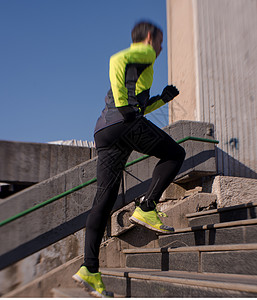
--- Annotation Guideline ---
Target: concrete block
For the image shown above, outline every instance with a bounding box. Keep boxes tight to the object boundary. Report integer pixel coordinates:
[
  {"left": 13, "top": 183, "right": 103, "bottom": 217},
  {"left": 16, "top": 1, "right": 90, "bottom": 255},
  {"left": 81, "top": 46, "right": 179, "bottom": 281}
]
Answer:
[
  {"left": 188, "top": 202, "right": 257, "bottom": 227},
  {"left": 159, "top": 231, "right": 206, "bottom": 248},
  {"left": 202, "top": 250, "right": 257, "bottom": 275},
  {"left": 159, "top": 223, "right": 257, "bottom": 249},
  {"left": 0, "top": 140, "right": 93, "bottom": 184},
  {"left": 160, "top": 121, "right": 217, "bottom": 182},
  {"left": 119, "top": 225, "right": 159, "bottom": 249},
  {"left": 126, "top": 253, "right": 161, "bottom": 269},
  {"left": 169, "top": 252, "right": 199, "bottom": 272},
  {"left": 190, "top": 121, "right": 214, "bottom": 139},
  {"left": 245, "top": 225, "right": 257, "bottom": 244},
  {"left": 99, "top": 238, "right": 125, "bottom": 269},
  {"left": 160, "top": 183, "right": 187, "bottom": 201},
  {"left": 111, "top": 202, "right": 135, "bottom": 237},
  {"left": 212, "top": 176, "right": 257, "bottom": 208},
  {"left": 158, "top": 193, "right": 217, "bottom": 230},
  {"left": 164, "top": 120, "right": 215, "bottom": 142},
  {"left": 178, "top": 140, "right": 216, "bottom": 181},
  {"left": 188, "top": 214, "right": 220, "bottom": 227},
  {"left": 210, "top": 227, "right": 245, "bottom": 245}
]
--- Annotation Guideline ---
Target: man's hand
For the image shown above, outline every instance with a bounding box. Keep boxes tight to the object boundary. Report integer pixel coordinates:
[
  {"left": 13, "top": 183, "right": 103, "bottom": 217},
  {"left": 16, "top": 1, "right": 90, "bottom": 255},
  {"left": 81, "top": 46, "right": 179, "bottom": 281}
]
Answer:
[{"left": 161, "top": 85, "right": 179, "bottom": 103}]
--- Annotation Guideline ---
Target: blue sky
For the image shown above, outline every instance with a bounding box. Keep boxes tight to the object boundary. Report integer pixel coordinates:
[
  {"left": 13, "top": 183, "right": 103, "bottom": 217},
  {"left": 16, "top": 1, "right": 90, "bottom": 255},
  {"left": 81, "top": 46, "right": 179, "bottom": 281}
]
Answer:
[{"left": 0, "top": 0, "right": 169, "bottom": 144}]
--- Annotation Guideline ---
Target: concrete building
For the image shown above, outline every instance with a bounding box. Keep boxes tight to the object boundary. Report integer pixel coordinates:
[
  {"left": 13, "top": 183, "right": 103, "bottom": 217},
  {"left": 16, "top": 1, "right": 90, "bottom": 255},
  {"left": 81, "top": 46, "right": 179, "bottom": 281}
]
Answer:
[{"left": 166, "top": 0, "right": 257, "bottom": 178}]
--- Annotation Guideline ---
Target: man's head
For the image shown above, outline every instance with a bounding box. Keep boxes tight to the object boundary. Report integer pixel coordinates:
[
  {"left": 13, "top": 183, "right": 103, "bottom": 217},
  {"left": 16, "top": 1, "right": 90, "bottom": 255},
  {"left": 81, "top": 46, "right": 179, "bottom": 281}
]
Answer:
[{"left": 131, "top": 21, "right": 163, "bottom": 57}]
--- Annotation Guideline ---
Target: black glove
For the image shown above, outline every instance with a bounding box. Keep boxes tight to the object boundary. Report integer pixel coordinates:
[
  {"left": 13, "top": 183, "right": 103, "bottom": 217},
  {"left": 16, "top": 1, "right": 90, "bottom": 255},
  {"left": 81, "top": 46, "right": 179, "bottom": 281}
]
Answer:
[
  {"left": 118, "top": 106, "right": 137, "bottom": 122},
  {"left": 161, "top": 85, "right": 179, "bottom": 103}
]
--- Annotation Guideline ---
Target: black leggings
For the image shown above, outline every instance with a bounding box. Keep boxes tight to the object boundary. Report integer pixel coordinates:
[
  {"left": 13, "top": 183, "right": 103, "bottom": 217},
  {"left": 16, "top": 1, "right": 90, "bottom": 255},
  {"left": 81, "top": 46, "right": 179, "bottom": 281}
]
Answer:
[{"left": 84, "top": 117, "right": 185, "bottom": 270}]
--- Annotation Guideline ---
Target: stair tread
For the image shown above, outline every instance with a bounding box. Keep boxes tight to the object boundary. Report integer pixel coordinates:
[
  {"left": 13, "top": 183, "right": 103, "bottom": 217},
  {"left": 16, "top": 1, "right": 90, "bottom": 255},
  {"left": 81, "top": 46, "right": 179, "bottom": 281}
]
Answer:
[
  {"left": 186, "top": 201, "right": 257, "bottom": 218},
  {"left": 51, "top": 287, "right": 123, "bottom": 298},
  {"left": 160, "top": 217, "right": 257, "bottom": 234},
  {"left": 101, "top": 267, "right": 257, "bottom": 292},
  {"left": 123, "top": 243, "right": 257, "bottom": 254},
  {"left": 51, "top": 287, "right": 93, "bottom": 298}
]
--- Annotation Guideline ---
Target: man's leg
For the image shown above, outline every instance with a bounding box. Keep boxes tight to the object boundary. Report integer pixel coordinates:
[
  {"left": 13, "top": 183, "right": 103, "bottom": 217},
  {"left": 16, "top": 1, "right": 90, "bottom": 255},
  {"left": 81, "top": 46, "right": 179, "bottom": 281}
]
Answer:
[
  {"left": 123, "top": 117, "right": 185, "bottom": 208},
  {"left": 83, "top": 127, "right": 132, "bottom": 272},
  {"left": 141, "top": 130, "right": 185, "bottom": 210},
  {"left": 127, "top": 117, "right": 186, "bottom": 232},
  {"left": 72, "top": 125, "right": 131, "bottom": 297}
]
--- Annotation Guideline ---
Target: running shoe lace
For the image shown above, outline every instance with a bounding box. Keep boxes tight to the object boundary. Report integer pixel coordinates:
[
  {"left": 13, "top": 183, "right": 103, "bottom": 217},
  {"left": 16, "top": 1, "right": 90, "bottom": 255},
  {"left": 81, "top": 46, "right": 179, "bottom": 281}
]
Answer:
[{"left": 153, "top": 201, "right": 167, "bottom": 218}]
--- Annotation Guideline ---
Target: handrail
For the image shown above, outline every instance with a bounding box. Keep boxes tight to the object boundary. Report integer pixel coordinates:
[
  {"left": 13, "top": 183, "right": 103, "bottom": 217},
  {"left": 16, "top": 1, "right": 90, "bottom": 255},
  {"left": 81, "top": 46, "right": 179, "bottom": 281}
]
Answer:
[{"left": 0, "top": 136, "right": 219, "bottom": 227}]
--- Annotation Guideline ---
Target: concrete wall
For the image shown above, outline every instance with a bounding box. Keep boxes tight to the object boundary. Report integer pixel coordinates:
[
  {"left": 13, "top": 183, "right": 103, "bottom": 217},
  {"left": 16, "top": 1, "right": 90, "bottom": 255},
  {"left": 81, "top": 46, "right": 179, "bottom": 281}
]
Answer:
[
  {"left": 166, "top": 0, "right": 257, "bottom": 178},
  {"left": 167, "top": 0, "right": 198, "bottom": 123},
  {"left": 0, "top": 140, "right": 95, "bottom": 185}
]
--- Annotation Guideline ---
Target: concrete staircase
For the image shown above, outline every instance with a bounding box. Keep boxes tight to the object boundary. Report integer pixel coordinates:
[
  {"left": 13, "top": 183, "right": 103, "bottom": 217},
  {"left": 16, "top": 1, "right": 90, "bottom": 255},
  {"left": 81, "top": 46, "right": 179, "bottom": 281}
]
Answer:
[
  {"left": 3, "top": 196, "right": 257, "bottom": 297},
  {"left": 98, "top": 200, "right": 257, "bottom": 297}
]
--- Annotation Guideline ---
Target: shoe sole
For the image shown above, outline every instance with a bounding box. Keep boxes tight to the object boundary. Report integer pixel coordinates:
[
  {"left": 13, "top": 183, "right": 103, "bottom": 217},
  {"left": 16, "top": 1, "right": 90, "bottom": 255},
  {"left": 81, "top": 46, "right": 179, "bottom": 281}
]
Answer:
[
  {"left": 72, "top": 274, "right": 105, "bottom": 298},
  {"left": 129, "top": 216, "right": 174, "bottom": 234}
]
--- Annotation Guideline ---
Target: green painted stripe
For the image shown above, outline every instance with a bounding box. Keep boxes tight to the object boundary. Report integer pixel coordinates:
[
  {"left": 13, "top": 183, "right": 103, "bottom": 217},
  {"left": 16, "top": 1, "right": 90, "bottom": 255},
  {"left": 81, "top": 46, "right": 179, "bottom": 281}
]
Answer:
[{"left": 0, "top": 136, "right": 219, "bottom": 227}]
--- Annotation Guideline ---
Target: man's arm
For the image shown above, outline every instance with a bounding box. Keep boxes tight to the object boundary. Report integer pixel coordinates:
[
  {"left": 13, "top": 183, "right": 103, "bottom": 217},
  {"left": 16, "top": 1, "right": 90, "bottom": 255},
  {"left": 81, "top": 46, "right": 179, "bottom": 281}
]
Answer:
[
  {"left": 144, "top": 85, "right": 179, "bottom": 115},
  {"left": 109, "top": 52, "right": 129, "bottom": 108}
]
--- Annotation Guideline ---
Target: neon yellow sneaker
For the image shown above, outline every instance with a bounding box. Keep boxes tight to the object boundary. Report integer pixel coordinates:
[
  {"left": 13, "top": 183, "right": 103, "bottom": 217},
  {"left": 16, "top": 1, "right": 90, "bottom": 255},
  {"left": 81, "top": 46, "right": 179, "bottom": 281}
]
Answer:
[
  {"left": 129, "top": 206, "right": 174, "bottom": 234},
  {"left": 72, "top": 266, "right": 113, "bottom": 298}
]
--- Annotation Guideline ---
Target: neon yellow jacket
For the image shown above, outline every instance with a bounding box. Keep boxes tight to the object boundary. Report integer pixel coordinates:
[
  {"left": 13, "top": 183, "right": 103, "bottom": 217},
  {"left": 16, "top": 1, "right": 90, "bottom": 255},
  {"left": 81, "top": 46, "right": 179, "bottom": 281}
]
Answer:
[{"left": 95, "top": 42, "right": 166, "bottom": 133}]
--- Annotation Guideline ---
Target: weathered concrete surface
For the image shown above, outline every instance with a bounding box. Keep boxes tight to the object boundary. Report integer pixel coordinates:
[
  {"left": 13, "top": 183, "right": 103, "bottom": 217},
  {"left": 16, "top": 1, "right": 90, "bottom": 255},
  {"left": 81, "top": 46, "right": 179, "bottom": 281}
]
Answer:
[
  {"left": 51, "top": 287, "right": 93, "bottom": 298},
  {"left": 211, "top": 176, "right": 257, "bottom": 208},
  {"left": 2, "top": 255, "right": 84, "bottom": 297},
  {"left": 187, "top": 201, "right": 257, "bottom": 227},
  {"left": 111, "top": 202, "right": 136, "bottom": 237},
  {"left": 0, "top": 140, "right": 95, "bottom": 184},
  {"left": 0, "top": 156, "right": 98, "bottom": 268},
  {"left": 158, "top": 193, "right": 217, "bottom": 230},
  {"left": 0, "top": 229, "right": 85, "bottom": 296}
]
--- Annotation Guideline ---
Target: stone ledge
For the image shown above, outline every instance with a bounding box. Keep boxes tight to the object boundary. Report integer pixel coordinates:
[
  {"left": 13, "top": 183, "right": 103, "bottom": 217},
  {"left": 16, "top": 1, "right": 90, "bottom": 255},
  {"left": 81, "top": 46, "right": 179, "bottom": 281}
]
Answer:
[{"left": 211, "top": 176, "right": 257, "bottom": 208}]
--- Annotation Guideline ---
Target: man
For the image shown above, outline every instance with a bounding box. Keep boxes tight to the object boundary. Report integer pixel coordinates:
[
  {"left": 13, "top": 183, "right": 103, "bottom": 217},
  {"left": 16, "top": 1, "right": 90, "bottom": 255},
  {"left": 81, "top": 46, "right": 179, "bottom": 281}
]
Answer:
[{"left": 73, "top": 21, "right": 185, "bottom": 297}]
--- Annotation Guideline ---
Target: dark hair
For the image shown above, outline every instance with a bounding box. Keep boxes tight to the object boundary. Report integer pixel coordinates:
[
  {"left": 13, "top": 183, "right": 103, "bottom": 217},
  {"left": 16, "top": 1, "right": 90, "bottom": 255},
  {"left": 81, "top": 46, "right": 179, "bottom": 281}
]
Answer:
[{"left": 131, "top": 21, "right": 162, "bottom": 43}]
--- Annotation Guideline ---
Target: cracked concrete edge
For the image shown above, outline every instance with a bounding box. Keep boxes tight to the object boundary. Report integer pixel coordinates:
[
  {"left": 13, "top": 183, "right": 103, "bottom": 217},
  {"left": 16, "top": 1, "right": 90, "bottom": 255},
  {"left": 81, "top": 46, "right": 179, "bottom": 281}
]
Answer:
[{"left": 211, "top": 176, "right": 257, "bottom": 208}]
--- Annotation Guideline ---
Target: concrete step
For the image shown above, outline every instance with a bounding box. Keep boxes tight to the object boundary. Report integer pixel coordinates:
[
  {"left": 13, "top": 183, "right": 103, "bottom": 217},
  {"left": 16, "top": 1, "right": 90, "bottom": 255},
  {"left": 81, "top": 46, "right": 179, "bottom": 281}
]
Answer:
[
  {"left": 158, "top": 218, "right": 257, "bottom": 248},
  {"left": 186, "top": 201, "right": 257, "bottom": 227},
  {"left": 101, "top": 267, "right": 257, "bottom": 297},
  {"left": 51, "top": 287, "right": 123, "bottom": 298},
  {"left": 124, "top": 243, "right": 257, "bottom": 275},
  {"left": 51, "top": 287, "right": 93, "bottom": 298}
]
